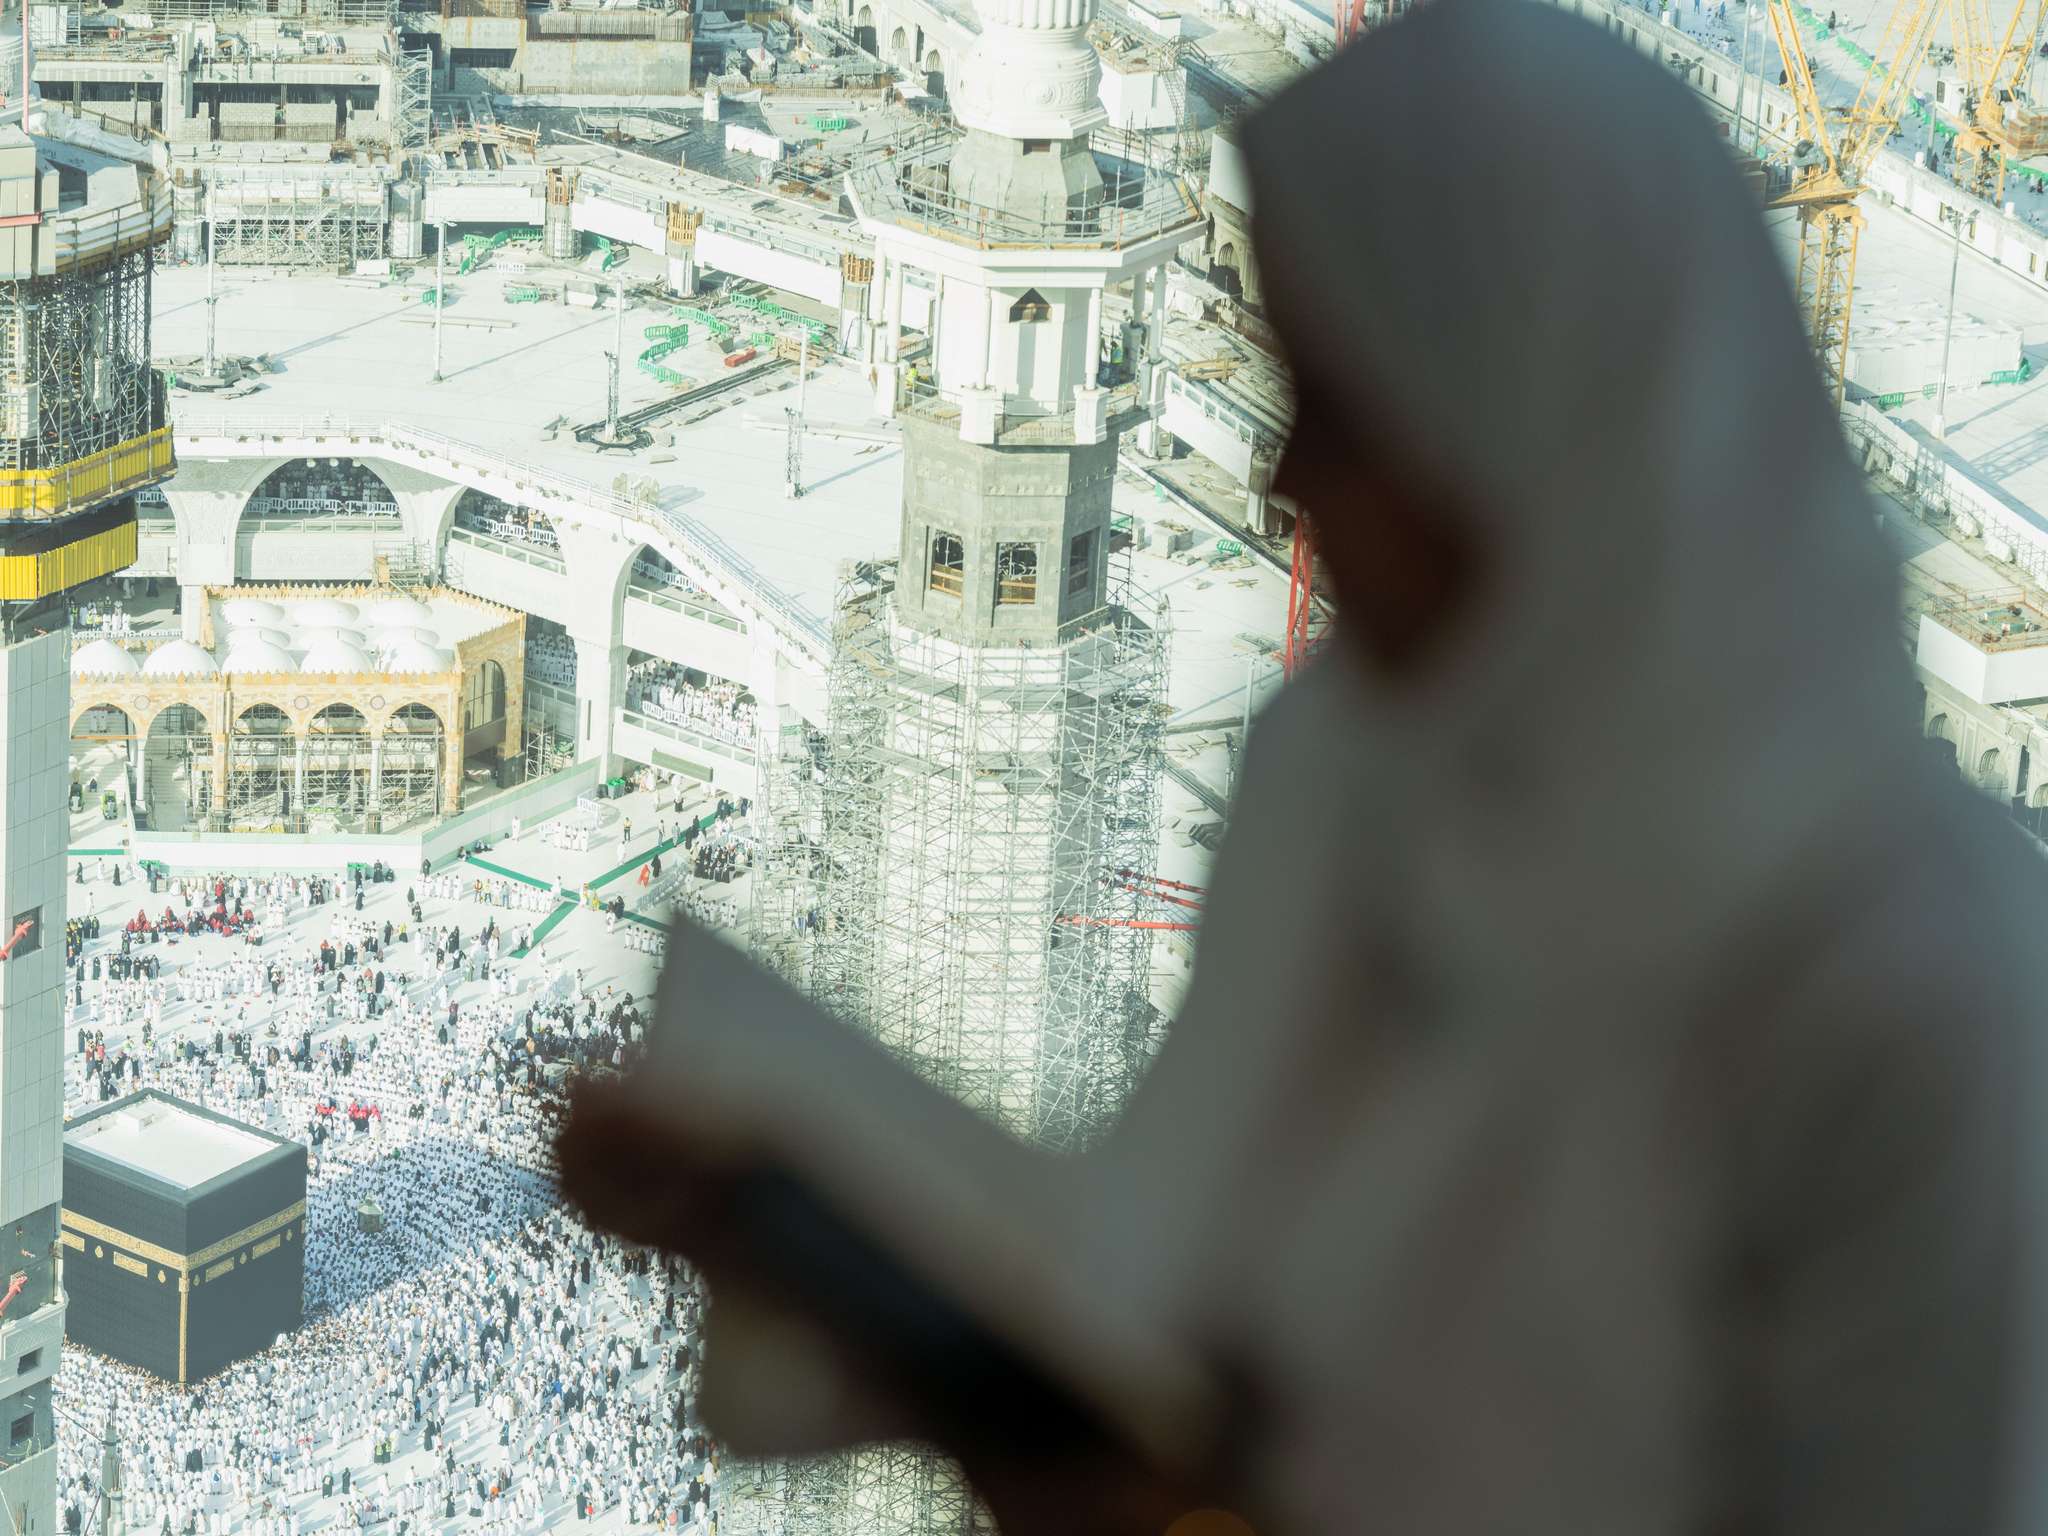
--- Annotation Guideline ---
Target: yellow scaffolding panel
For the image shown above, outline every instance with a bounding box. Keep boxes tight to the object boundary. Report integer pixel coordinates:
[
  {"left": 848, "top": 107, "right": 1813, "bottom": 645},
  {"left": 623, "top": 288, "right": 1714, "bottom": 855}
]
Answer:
[
  {"left": 0, "top": 516, "right": 137, "bottom": 600},
  {"left": 0, "top": 426, "right": 174, "bottom": 519}
]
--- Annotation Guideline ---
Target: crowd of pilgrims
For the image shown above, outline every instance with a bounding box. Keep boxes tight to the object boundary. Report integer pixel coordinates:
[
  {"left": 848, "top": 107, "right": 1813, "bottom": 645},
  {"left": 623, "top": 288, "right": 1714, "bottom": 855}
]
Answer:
[
  {"left": 53, "top": 858, "right": 723, "bottom": 1534},
  {"left": 622, "top": 665, "right": 757, "bottom": 751}
]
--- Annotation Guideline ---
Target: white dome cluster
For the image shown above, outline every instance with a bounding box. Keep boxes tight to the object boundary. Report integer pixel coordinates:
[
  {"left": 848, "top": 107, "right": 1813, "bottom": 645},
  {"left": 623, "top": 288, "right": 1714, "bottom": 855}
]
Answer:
[
  {"left": 71, "top": 638, "right": 140, "bottom": 677},
  {"left": 221, "top": 637, "right": 297, "bottom": 675},
  {"left": 221, "top": 599, "right": 286, "bottom": 628},
  {"left": 199, "top": 601, "right": 464, "bottom": 677},
  {"left": 380, "top": 639, "right": 454, "bottom": 674},
  {"left": 300, "top": 636, "right": 374, "bottom": 675},
  {"left": 143, "top": 639, "right": 220, "bottom": 677},
  {"left": 364, "top": 597, "right": 433, "bottom": 628},
  {"left": 293, "top": 599, "right": 361, "bottom": 628}
]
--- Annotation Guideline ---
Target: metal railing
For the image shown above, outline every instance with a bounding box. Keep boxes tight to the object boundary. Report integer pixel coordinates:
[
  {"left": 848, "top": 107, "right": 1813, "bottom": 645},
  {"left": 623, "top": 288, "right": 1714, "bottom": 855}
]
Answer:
[
  {"left": 845, "top": 125, "right": 1203, "bottom": 252},
  {"left": 172, "top": 416, "right": 829, "bottom": 666},
  {"left": 619, "top": 706, "right": 757, "bottom": 765},
  {"left": 900, "top": 377, "right": 1146, "bottom": 446},
  {"left": 447, "top": 522, "right": 567, "bottom": 575},
  {"left": 626, "top": 581, "right": 746, "bottom": 634}
]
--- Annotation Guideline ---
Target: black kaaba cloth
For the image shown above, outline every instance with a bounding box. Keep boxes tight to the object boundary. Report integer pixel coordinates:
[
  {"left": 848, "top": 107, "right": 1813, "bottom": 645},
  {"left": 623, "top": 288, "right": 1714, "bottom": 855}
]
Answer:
[{"left": 61, "top": 1090, "right": 307, "bottom": 1384}]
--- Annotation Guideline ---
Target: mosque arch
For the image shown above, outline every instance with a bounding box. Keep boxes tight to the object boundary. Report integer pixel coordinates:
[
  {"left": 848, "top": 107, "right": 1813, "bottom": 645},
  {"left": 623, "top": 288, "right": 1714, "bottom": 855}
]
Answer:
[
  {"left": 387, "top": 700, "right": 450, "bottom": 738},
  {"left": 308, "top": 703, "right": 369, "bottom": 737},
  {"left": 291, "top": 705, "right": 370, "bottom": 829},
  {"left": 462, "top": 661, "right": 509, "bottom": 763},
  {"left": 891, "top": 24, "right": 908, "bottom": 56},
  {"left": 382, "top": 702, "right": 447, "bottom": 827},
  {"left": 227, "top": 705, "right": 295, "bottom": 828},
  {"left": 142, "top": 704, "right": 212, "bottom": 833},
  {"left": 854, "top": 4, "right": 877, "bottom": 49},
  {"left": 241, "top": 458, "right": 403, "bottom": 526},
  {"left": 71, "top": 703, "right": 139, "bottom": 822},
  {"left": 70, "top": 701, "right": 135, "bottom": 740},
  {"left": 1212, "top": 241, "right": 1244, "bottom": 298},
  {"left": 625, "top": 543, "right": 704, "bottom": 603},
  {"left": 1978, "top": 746, "right": 2005, "bottom": 790},
  {"left": 1925, "top": 712, "right": 1959, "bottom": 770}
]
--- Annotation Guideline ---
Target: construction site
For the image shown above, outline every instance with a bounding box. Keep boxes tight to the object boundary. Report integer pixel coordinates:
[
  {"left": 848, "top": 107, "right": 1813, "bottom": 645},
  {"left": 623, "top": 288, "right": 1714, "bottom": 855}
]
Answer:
[{"left": 1, "top": 0, "right": 2045, "bottom": 1525}]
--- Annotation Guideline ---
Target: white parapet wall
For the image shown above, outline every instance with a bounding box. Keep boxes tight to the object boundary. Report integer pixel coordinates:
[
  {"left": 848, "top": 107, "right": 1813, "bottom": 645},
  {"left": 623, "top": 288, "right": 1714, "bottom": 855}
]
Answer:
[
  {"left": 697, "top": 224, "right": 844, "bottom": 308},
  {"left": 1848, "top": 403, "right": 2048, "bottom": 580}
]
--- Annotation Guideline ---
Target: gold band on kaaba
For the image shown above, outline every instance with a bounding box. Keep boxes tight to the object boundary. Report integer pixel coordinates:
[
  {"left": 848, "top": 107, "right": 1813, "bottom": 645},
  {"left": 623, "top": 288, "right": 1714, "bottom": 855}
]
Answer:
[{"left": 59, "top": 1201, "right": 306, "bottom": 1278}]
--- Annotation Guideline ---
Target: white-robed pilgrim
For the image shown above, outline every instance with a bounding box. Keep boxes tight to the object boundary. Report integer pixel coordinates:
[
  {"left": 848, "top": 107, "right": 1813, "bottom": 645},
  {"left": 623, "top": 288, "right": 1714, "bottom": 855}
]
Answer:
[{"left": 561, "top": 2, "right": 2048, "bottom": 1532}]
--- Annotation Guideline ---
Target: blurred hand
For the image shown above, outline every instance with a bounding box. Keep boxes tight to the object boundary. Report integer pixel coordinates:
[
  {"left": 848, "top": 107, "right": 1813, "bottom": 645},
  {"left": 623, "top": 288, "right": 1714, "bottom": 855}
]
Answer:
[{"left": 557, "top": 1076, "right": 1218, "bottom": 1536}]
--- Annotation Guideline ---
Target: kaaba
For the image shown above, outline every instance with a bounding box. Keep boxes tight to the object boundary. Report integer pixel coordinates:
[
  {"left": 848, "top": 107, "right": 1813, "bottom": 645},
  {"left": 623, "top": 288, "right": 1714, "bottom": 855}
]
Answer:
[{"left": 62, "top": 1091, "right": 307, "bottom": 1384}]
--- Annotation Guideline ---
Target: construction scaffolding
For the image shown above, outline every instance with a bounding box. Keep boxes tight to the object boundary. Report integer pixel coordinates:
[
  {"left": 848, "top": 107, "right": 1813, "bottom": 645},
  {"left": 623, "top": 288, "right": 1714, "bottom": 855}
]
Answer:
[
  {"left": 0, "top": 247, "right": 165, "bottom": 476},
  {"left": 794, "top": 568, "right": 1167, "bottom": 1144},
  {"left": 742, "top": 550, "right": 1167, "bottom": 1536},
  {"left": 207, "top": 168, "right": 391, "bottom": 269},
  {"left": 140, "top": 0, "right": 398, "bottom": 24},
  {"left": 396, "top": 49, "right": 434, "bottom": 153}
]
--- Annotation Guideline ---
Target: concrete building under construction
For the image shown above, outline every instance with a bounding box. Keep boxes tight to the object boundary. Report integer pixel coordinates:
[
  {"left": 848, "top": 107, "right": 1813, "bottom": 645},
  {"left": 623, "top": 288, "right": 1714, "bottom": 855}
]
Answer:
[{"left": 0, "top": 117, "right": 173, "bottom": 1536}]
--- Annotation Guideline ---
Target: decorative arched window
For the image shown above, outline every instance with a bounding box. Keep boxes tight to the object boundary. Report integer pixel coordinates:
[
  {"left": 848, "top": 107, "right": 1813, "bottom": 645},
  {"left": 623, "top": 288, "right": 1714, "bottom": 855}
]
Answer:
[{"left": 1008, "top": 289, "right": 1052, "bottom": 324}]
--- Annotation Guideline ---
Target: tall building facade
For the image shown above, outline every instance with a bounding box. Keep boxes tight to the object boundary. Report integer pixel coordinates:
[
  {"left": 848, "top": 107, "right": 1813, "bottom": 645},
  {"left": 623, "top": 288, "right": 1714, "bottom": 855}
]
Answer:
[
  {"left": 0, "top": 121, "right": 173, "bottom": 1535},
  {"left": 734, "top": 4, "right": 1199, "bottom": 1529}
]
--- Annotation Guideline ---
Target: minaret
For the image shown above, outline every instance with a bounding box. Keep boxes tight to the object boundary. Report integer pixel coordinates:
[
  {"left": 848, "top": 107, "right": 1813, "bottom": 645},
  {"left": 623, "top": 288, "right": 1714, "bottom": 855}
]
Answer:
[
  {"left": 97, "top": 1418, "right": 126, "bottom": 1536},
  {"left": 825, "top": 0, "right": 1200, "bottom": 1148},
  {"left": 727, "top": 14, "right": 1197, "bottom": 1534}
]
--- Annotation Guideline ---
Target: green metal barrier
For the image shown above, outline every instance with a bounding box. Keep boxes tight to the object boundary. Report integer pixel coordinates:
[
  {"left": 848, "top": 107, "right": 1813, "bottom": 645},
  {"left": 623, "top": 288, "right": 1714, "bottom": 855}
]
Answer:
[
  {"left": 459, "top": 227, "right": 543, "bottom": 275},
  {"left": 639, "top": 321, "right": 692, "bottom": 385}
]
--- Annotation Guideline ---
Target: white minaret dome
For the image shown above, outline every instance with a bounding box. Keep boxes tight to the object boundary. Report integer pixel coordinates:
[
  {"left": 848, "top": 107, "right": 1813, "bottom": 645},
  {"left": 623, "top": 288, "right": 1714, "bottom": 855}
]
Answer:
[
  {"left": 71, "top": 638, "right": 139, "bottom": 676},
  {"left": 951, "top": 0, "right": 1106, "bottom": 142},
  {"left": 142, "top": 639, "right": 219, "bottom": 677}
]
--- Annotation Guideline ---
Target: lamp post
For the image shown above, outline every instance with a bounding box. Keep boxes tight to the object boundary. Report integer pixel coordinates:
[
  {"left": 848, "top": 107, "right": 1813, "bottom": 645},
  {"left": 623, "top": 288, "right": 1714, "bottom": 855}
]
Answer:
[
  {"left": 1733, "top": 0, "right": 1752, "bottom": 156},
  {"left": 1935, "top": 205, "right": 1970, "bottom": 441},
  {"left": 432, "top": 219, "right": 446, "bottom": 384}
]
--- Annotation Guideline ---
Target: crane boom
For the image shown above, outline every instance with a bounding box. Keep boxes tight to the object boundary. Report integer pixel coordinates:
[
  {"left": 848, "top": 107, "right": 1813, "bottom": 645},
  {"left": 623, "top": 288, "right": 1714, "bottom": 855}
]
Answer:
[
  {"left": 1959, "top": 0, "right": 2048, "bottom": 201},
  {"left": 1765, "top": 0, "right": 1944, "bottom": 404}
]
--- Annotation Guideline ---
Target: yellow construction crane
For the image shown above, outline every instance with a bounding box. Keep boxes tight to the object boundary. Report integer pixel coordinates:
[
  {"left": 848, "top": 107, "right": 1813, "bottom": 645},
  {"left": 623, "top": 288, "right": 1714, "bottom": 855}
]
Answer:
[
  {"left": 1956, "top": 0, "right": 2048, "bottom": 202},
  {"left": 1766, "top": 0, "right": 1945, "bottom": 404}
]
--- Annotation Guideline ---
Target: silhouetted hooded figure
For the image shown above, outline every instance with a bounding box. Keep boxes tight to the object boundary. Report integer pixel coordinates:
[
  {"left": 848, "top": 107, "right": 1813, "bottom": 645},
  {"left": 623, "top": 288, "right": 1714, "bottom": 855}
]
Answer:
[{"left": 559, "top": 2, "right": 2048, "bottom": 1532}]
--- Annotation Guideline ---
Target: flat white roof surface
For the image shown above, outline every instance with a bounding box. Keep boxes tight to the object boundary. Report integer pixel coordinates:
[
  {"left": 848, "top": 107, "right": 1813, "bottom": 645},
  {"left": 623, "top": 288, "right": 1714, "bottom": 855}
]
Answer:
[
  {"left": 68, "top": 1098, "right": 274, "bottom": 1190},
  {"left": 1842, "top": 199, "right": 2048, "bottom": 524},
  {"left": 153, "top": 257, "right": 900, "bottom": 631}
]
